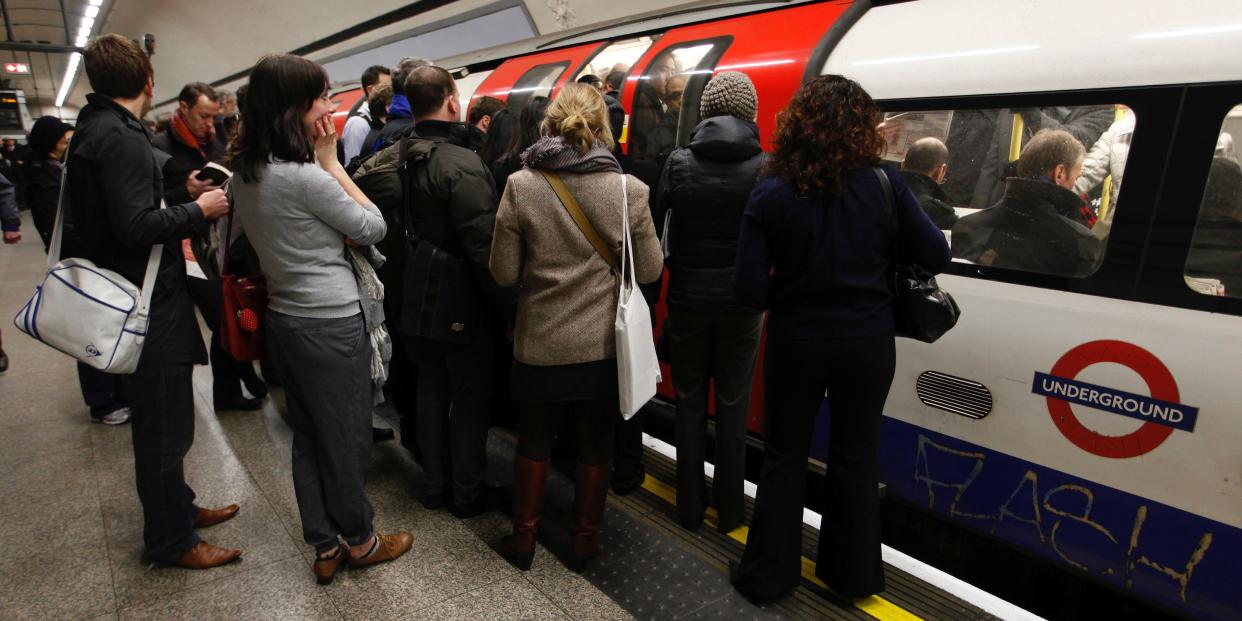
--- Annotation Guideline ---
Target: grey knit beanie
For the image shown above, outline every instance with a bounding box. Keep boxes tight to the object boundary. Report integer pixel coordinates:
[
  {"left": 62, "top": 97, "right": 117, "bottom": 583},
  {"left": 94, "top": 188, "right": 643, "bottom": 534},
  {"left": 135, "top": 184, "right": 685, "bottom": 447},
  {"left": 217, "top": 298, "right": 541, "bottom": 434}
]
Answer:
[{"left": 699, "top": 71, "right": 757, "bottom": 121}]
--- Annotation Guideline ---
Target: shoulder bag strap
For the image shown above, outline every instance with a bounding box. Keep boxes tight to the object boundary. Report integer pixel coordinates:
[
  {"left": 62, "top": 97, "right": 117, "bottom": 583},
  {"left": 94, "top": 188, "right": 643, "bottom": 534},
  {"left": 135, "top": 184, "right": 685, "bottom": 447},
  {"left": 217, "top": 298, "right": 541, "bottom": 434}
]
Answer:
[
  {"left": 619, "top": 174, "right": 635, "bottom": 291},
  {"left": 872, "top": 166, "right": 901, "bottom": 266},
  {"left": 395, "top": 135, "right": 422, "bottom": 244},
  {"left": 46, "top": 160, "right": 68, "bottom": 268},
  {"left": 135, "top": 201, "right": 166, "bottom": 320},
  {"left": 538, "top": 170, "right": 620, "bottom": 272}
]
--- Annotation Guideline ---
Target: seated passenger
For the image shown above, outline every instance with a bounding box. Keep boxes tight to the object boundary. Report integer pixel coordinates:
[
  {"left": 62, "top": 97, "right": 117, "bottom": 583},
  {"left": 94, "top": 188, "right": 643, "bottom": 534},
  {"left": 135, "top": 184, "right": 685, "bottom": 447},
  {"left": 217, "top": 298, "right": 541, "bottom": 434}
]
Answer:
[
  {"left": 1186, "top": 157, "right": 1242, "bottom": 295},
  {"left": 951, "top": 129, "right": 1102, "bottom": 276},
  {"left": 898, "top": 137, "right": 958, "bottom": 229}
]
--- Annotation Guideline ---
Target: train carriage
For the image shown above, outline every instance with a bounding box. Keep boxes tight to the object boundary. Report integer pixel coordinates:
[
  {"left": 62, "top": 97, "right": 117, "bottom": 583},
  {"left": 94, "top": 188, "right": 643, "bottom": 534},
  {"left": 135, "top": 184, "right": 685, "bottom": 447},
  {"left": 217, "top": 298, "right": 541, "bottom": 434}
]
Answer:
[{"left": 332, "top": 1, "right": 1242, "bottom": 617}]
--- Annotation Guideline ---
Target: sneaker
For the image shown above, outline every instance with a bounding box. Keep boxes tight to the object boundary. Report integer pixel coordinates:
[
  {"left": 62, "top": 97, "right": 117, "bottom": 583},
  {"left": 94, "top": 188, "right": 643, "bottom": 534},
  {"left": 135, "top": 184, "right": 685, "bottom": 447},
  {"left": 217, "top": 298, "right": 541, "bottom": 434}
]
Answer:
[{"left": 95, "top": 407, "right": 131, "bottom": 426}]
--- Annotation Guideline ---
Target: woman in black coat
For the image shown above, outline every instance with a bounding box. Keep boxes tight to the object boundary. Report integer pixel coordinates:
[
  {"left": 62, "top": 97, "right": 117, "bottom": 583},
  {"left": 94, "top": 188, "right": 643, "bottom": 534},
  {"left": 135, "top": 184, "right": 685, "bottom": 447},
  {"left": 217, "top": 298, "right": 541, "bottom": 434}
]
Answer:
[
  {"left": 656, "top": 71, "right": 766, "bottom": 535},
  {"left": 730, "top": 76, "right": 951, "bottom": 601},
  {"left": 25, "top": 116, "right": 73, "bottom": 251}
]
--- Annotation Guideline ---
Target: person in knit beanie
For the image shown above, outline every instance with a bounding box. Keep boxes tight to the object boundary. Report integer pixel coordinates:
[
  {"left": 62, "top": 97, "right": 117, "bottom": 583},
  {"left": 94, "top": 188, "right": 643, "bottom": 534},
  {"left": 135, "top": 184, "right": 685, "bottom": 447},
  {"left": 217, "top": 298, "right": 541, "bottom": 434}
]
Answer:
[
  {"left": 699, "top": 71, "right": 758, "bottom": 121},
  {"left": 657, "top": 69, "right": 767, "bottom": 537}
]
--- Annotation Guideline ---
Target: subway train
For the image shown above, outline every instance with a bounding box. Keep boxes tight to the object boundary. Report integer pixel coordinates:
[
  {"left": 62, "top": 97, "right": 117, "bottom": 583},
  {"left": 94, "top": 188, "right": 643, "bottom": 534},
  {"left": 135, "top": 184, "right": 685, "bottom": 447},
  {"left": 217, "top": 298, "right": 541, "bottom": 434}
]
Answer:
[{"left": 330, "top": 0, "right": 1242, "bottom": 618}]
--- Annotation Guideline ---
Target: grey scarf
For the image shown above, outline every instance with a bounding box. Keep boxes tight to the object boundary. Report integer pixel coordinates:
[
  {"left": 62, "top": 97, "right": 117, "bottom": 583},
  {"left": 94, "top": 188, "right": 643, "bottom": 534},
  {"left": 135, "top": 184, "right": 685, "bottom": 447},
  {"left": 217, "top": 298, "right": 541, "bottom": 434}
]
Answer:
[{"left": 521, "top": 136, "right": 622, "bottom": 174}]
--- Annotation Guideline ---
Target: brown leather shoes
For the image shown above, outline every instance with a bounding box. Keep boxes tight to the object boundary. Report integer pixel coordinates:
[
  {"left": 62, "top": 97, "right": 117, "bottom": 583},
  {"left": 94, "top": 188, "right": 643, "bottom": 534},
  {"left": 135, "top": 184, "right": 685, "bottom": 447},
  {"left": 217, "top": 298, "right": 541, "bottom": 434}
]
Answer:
[
  {"left": 313, "top": 545, "right": 347, "bottom": 585},
  {"left": 174, "top": 541, "right": 242, "bottom": 569},
  {"left": 346, "top": 532, "right": 413, "bottom": 568},
  {"left": 193, "top": 504, "right": 240, "bottom": 529}
]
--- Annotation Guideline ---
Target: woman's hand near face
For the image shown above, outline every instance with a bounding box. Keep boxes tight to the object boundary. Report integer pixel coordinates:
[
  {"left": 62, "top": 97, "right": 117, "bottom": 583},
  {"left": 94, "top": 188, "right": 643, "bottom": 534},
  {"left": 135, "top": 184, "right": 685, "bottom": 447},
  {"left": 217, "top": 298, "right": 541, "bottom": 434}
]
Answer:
[{"left": 313, "top": 115, "right": 339, "bottom": 170}]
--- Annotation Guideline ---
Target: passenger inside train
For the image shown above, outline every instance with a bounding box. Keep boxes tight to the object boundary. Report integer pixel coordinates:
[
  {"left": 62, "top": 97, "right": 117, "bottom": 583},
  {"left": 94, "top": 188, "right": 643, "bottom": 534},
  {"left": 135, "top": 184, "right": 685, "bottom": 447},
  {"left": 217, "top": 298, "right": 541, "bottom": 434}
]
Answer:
[{"left": 2, "top": 1, "right": 1240, "bottom": 620}]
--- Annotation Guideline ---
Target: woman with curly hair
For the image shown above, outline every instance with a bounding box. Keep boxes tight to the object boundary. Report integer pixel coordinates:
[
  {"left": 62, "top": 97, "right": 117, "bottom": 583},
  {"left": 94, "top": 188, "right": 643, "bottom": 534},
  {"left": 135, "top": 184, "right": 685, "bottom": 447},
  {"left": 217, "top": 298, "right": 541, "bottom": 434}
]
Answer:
[{"left": 730, "top": 75, "right": 950, "bottom": 601}]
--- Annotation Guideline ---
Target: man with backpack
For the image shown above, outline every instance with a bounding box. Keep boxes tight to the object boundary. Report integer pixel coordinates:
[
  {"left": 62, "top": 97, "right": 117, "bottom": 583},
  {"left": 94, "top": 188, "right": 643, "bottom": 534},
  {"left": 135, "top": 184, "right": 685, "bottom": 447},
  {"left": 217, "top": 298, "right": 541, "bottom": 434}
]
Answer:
[
  {"left": 341, "top": 65, "right": 391, "bottom": 163},
  {"left": 355, "top": 65, "right": 507, "bottom": 517}
]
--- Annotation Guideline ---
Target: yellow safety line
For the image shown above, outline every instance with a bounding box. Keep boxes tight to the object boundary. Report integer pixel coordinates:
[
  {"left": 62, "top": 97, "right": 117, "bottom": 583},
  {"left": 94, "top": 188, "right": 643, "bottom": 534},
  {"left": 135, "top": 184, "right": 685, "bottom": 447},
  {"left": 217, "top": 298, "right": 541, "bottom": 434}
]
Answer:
[{"left": 639, "top": 475, "right": 923, "bottom": 621}]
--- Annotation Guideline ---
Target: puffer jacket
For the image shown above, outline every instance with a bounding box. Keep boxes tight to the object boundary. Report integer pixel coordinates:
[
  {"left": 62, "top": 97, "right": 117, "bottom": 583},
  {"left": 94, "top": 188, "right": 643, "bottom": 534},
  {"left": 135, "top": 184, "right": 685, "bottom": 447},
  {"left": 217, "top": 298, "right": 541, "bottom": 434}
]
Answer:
[
  {"left": 1075, "top": 109, "right": 1133, "bottom": 213},
  {"left": 655, "top": 115, "right": 765, "bottom": 311}
]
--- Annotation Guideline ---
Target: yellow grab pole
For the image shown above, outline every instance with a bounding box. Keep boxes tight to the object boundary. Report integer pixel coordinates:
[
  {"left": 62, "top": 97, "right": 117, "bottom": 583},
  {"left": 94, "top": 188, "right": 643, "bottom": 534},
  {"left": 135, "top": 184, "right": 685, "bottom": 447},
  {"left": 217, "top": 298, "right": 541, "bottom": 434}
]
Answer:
[{"left": 1009, "top": 112, "right": 1025, "bottom": 162}]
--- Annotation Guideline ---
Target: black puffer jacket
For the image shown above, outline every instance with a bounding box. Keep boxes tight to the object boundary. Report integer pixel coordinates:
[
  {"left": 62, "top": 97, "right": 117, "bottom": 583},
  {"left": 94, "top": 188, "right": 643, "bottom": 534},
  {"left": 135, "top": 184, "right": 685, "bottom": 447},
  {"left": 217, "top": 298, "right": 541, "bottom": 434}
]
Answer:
[{"left": 655, "top": 115, "right": 766, "bottom": 311}]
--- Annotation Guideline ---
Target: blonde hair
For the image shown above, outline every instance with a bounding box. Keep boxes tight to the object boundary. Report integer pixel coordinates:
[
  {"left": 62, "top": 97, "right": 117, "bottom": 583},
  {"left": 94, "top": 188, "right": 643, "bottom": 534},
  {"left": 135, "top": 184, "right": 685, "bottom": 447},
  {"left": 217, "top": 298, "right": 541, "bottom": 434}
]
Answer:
[{"left": 542, "top": 82, "right": 614, "bottom": 154}]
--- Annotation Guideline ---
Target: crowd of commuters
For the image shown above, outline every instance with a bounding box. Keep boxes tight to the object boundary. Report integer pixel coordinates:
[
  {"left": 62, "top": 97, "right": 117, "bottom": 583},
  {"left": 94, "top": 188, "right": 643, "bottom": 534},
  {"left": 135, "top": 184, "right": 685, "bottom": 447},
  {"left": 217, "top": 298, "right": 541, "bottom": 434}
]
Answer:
[{"left": 14, "top": 29, "right": 967, "bottom": 602}]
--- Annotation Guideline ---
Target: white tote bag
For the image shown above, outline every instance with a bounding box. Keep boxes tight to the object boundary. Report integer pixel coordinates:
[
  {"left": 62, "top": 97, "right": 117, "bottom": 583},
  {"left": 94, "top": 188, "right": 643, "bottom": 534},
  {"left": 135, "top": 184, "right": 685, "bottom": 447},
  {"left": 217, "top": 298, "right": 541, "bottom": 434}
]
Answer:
[
  {"left": 13, "top": 162, "right": 162, "bottom": 374},
  {"left": 615, "top": 175, "right": 662, "bottom": 419}
]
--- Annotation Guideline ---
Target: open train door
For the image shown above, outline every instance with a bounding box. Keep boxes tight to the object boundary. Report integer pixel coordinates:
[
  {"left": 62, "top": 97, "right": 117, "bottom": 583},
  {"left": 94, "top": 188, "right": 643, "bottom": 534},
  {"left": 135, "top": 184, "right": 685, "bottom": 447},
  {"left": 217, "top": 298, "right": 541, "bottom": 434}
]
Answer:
[{"left": 619, "top": 0, "right": 856, "bottom": 434}]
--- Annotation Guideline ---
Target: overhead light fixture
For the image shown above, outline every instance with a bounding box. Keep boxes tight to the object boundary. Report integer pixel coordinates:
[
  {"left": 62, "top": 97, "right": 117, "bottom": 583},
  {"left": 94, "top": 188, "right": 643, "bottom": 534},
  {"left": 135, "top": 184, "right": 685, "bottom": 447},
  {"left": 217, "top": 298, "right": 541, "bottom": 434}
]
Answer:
[
  {"left": 56, "top": 1, "right": 105, "bottom": 108},
  {"left": 55, "top": 52, "right": 82, "bottom": 107}
]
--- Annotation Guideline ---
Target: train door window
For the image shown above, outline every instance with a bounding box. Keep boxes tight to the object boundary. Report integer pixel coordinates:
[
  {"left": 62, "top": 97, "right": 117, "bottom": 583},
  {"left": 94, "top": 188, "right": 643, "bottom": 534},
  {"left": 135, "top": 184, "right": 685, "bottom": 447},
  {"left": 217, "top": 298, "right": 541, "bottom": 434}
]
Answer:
[
  {"left": 576, "top": 37, "right": 657, "bottom": 92},
  {"left": 1183, "top": 104, "right": 1242, "bottom": 298},
  {"left": 507, "top": 62, "right": 569, "bottom": 111},
  {"left": 628, "top": 39, "right": 730, "bottom": 166},
  {"left": 880, "top": 103, "right": 1135, "bottom": 278}
]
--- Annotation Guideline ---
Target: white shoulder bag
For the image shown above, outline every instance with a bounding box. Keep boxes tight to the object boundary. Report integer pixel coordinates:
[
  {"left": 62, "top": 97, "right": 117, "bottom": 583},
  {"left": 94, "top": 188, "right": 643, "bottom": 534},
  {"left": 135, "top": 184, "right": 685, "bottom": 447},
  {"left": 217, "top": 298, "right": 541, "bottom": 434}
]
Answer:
[
  {"left": 615, "top": 174, "right": 662, "bottom": 419},
  {"left": 13, "top": 161, "right": 162, "bottom": 374}
]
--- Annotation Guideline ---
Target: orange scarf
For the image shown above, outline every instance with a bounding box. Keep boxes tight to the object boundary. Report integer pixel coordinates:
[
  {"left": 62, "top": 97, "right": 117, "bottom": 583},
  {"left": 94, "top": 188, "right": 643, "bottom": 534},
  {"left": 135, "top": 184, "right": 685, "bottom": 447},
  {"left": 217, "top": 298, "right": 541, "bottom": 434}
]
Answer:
[{"left": 171, "top": 109, "right": 215, "bottom": 159}]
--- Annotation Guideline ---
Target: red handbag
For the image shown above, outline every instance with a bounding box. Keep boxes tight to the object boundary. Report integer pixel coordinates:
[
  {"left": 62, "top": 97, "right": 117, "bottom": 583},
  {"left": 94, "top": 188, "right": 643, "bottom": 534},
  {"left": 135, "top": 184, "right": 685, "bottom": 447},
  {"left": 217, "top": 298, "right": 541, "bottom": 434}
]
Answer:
[{"left": 219, "top": 211, "right": 268, "bottom": 361}]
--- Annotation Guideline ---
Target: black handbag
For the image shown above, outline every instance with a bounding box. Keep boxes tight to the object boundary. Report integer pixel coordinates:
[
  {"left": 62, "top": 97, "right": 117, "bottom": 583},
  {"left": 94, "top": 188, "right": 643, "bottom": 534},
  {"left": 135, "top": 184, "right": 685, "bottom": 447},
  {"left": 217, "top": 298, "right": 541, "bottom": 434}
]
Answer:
[
  {"left": 873, "top": 167, "right": 961, "bottom": 343},
  {"left": 395, "top": 137, "right": 480, "bottom": 344}
]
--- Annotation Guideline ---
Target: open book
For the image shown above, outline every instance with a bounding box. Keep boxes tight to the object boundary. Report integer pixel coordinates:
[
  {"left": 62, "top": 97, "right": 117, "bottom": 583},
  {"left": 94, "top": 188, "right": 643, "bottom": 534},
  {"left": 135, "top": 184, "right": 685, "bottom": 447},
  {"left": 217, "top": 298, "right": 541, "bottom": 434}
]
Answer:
[{"left": 194, "top": 161, "right": 233, "bottom": 187}]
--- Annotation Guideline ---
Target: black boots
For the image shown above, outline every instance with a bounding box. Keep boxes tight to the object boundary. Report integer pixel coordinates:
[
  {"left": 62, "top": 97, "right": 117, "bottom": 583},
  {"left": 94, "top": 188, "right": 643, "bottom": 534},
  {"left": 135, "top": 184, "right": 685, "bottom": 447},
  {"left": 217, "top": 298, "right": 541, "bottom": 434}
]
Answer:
[{"left": 501, "top": 455, "right": 549, "bottom": 570}]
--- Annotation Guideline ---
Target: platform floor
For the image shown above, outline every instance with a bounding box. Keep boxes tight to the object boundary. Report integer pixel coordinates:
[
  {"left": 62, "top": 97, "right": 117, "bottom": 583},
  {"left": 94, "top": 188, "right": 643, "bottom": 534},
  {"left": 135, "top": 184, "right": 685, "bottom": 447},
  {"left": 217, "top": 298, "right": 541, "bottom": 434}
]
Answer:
[{"left": 0, "top": 212, "right": 991, "bottom": 620}]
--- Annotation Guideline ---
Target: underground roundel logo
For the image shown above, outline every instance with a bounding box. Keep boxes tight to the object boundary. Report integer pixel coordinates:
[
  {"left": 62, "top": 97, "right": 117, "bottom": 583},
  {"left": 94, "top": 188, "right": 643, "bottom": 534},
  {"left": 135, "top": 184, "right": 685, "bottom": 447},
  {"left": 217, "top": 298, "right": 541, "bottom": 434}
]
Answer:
[{"left": 1032, "top": 340, "right": 1198, "bottom": 459}]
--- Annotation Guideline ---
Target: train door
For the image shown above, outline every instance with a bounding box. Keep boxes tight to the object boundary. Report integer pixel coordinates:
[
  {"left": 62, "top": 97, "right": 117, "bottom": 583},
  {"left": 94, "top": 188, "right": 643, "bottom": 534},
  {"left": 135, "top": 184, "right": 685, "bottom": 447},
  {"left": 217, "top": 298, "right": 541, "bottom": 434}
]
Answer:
[
  {"left": 471, "top": 42, "right": 606, "bottom": 110},
  {"left": 621, "top": 0, "right": 854, "bottom": 433}
]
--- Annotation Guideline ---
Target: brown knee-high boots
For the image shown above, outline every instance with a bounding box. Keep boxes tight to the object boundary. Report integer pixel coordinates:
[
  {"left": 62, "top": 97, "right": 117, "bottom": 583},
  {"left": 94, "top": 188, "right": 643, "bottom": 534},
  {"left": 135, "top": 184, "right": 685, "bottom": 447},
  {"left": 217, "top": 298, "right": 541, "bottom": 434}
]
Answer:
[
  {"left": 568, "top": 461, "right": 610, "bottom": 573},
  {"left": 501, "top": 455, "right": 549, "bottom": 570}
]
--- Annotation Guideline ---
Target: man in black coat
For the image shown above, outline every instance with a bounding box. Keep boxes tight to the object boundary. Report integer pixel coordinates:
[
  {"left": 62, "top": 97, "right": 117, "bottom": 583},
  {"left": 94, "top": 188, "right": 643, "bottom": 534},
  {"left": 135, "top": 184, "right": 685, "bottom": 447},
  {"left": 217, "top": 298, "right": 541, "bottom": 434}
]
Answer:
[
  {"left": 952, "top": 129, "right": 1103, "bottom": 277},
  {"left": 152, "top": 82, "right": 265, "bottom": 412},
  {"left": 68, "top": 34, "right": 240, "bottom": 569},
  {"left": 898, "top": 137, "right": 959, "bottom": 229},
  {"left": 401, "top": 65, "right": 508, "bottom": 518}
]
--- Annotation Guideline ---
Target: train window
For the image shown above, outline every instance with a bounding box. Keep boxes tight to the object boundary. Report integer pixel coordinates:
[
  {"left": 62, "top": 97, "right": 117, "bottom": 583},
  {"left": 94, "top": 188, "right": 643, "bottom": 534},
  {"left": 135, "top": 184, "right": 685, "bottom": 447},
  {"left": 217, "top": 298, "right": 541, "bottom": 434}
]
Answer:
[
  {"left": 1183, "top": 105, "right": 1242, "bottom": 298},
  {"left": 507, "top": 62, "right": 569, "bottom": 111},
  {"left": 881, "top": 104, "right": 1134, "bottom": 278},
  {"left": 628, "top": 39, "right": 730, "bottom": 167},
  {"left": 576, "top": 37, "right": 656, "bottom": 91}
]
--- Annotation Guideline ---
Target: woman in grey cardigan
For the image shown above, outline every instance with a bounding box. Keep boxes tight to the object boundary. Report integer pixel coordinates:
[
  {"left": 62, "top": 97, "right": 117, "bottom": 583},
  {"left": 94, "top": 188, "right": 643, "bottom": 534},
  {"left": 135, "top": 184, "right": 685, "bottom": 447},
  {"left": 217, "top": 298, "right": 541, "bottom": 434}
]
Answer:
[
  {"left": 231, "top": 54, "right": 411, "bottom": 585},
  {"left": 490, "top": 83, "right": 663, "bottom": 572}
]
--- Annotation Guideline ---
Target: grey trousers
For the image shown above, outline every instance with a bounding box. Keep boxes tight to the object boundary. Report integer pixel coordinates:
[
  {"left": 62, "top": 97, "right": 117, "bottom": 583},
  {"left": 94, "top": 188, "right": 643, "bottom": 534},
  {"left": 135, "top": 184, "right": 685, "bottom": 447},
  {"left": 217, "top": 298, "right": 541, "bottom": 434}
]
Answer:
[
  {"left": 668, "top": 308, "right": 763, "bottom": 533},
  {"left": 266, "top": 311, "right": 375, "bottom": 553}
]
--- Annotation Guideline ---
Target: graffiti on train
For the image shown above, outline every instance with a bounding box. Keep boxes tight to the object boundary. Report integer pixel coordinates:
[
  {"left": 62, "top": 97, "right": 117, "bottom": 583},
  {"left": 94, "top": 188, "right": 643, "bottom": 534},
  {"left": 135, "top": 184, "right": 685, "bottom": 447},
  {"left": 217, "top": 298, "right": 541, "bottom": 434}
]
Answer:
[
  {"left": 914, "top": 435, "right": 1211, "bottom": 600},
  {"left": 880, "top": 418, "right": 1240, "bottom": 620}
]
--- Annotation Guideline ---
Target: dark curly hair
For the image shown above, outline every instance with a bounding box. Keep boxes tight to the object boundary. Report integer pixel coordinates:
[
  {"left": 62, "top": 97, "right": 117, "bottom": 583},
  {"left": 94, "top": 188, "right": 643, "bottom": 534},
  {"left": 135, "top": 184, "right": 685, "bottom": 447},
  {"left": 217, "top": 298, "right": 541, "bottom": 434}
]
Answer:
[{"left": 766, "top": 75, "right": 885, "bottom": 197}]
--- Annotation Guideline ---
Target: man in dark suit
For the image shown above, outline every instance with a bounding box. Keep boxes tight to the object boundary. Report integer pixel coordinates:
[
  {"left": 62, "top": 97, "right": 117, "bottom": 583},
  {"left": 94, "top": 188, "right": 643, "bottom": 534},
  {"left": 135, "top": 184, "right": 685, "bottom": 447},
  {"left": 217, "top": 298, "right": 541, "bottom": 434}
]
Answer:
[
  {"left": 899, "top": 137, "right": 959, "bottom": 229},
  {"left": 68, "top": 34, "right": 241, "bottom": 569}
]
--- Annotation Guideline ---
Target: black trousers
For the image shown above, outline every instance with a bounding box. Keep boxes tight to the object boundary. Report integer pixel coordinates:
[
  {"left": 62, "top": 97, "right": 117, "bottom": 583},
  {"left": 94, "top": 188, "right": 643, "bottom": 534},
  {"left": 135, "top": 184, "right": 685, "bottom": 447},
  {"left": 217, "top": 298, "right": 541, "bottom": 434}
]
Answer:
[
  {"left": 410, "top": 334, "right": 494, "bottom": 504},
  {"left": 123, "top": 360, "right": 200, "bottom": 563},
  {"left": 668, "top": 309, "right": 763, "bottom": 532},
  {"left": 737, "top": 334, "right": 895, "bottom": 599},
  {"left": 517, "top": 398, "right": 620, "bottom": 467},
  {"left": 186, "top": 276, "right": 260, "bottom": 403},
  {"left": 77, "top": 361, "right": 127, "bottom": 419}
]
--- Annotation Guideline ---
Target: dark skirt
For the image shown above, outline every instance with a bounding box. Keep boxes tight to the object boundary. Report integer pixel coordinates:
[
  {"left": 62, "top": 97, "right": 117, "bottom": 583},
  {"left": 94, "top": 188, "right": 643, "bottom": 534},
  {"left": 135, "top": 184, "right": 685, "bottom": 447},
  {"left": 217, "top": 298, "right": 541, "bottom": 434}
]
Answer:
[{"left": 511, "top": 358, "right": 619, "bottom": 404}]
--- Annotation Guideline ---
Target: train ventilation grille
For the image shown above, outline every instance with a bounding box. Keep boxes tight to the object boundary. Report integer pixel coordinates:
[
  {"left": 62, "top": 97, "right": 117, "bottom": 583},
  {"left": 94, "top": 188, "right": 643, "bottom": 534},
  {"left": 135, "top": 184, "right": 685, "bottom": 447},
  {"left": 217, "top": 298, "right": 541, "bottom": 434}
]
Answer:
[{"left": 915, "top": 371, "right": 993, "bottom": 419}]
